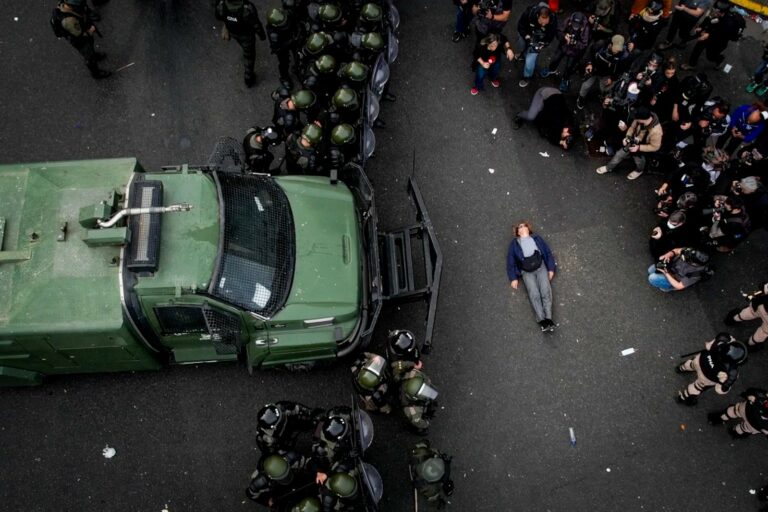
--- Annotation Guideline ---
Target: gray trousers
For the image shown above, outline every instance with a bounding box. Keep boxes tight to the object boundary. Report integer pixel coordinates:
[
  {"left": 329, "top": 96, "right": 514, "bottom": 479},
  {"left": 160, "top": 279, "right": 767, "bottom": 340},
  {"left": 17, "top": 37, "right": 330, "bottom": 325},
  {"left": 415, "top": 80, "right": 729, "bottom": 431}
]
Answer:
[
  {"left": 578, "top": 75, "right": 613, "bottom": 100},
  {"left": 519, "top": 87, "right": 561, "bottom": 121},
  {"left": 521, "top": 265, "right": 552, "bottom": 322},
  {"left": 605, "top": 149, "right": 646, "bottom": 172}
]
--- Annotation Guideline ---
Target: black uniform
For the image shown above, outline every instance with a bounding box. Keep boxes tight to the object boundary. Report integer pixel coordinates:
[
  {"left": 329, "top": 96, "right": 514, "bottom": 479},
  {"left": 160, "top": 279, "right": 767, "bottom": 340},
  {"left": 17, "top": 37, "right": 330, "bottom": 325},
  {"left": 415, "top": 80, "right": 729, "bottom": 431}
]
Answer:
[
  {"left": 688, "top": 9, "right": 745, "bottom": 67},
  {"left": 245, "top": 451, "right": 312, "bottom": 507},
  {"left": 215, "top": 0, "right": 266, "bottom": 86},
  {"left": 267, "top": 16, "right": 304, "bottom": 86},
  {"left": 51, "top": 2, "right": 109, "bottom": 78},
  {"left": 285, "top": 132, "right": 321, "bottom": 174},
  {"left": 256, "top": 401, "right": 317, "bottom": 454}
]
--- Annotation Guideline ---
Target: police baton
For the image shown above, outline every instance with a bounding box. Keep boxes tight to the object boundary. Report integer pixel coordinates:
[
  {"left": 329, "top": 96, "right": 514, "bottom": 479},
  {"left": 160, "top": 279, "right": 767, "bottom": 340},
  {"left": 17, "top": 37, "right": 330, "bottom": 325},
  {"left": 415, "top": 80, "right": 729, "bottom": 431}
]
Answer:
[
  {"left": 92, "top": 24, "right": 103, "bottom": 38},
  {"left": 679, "top": 349, "right": 703, "bottom": 359},
  {"left": 408, "top": 465, "right": 419, "bottom": 512}
]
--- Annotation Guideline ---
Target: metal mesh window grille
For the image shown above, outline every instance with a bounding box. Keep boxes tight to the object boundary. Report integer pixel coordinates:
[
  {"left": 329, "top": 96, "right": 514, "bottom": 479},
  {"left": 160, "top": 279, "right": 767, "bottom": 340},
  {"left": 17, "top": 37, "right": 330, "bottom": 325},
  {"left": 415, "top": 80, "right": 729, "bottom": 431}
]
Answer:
[
  {"left": 203, "top": 306, "right": 242, "bottom": 354},
  {"left": 212, "top": 173, "right": 295, "bottom": 317},
  {"left": 155, "top": 306, "right": 208, "bottom": 336}
]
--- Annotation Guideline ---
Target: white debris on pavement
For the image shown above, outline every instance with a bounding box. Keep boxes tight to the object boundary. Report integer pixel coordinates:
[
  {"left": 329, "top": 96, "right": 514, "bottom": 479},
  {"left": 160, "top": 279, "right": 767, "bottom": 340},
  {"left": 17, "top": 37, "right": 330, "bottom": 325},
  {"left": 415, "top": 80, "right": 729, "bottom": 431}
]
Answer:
[
  {"left": 621, "top": 348, "right": 636, "bottom": 356},
  {"left": 606, "top": 467, "right": 611, "bottom": 472},
  {"left": 723, "top": 64, "right": 732, "bottom": 73},
  {"left": 102, "top": 445, "right": 116, "bottom": 459},
  {"left": 750, "top": 489, "right": 756, "bottom": 495},
  {"left": 491, "top": 127, "right": 498, "bottom": 135},
  {"left": 539, "top": 151, "right": 550, "bottom": 158},
  {"left": 488, "top": 168, "right": 495, "bottom": 174}
]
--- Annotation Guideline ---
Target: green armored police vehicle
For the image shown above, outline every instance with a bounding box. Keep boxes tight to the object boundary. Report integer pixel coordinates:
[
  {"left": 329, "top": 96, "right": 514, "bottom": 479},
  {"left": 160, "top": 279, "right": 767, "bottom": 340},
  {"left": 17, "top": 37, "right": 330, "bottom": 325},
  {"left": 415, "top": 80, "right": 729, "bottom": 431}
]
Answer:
[{"left": 0, "top": 158, "right": 440, "bottom": 386}]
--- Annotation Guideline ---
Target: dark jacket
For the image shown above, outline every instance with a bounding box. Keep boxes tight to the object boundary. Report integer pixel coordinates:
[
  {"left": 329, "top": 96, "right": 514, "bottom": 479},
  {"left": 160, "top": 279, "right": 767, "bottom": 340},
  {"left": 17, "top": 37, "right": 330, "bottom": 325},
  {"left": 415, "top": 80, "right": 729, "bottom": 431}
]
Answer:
[
  {"left": 535, "top": 94, "right": 574, "bottom": 146},
  {"left": 517, "top": 3, "right": 558, "bottom": 49},
  {"left": 584, "top": 39, "right": 631, "bottom": 79},
  {"left": 506, "top": 234, "right": 556, "bottom": 281}
]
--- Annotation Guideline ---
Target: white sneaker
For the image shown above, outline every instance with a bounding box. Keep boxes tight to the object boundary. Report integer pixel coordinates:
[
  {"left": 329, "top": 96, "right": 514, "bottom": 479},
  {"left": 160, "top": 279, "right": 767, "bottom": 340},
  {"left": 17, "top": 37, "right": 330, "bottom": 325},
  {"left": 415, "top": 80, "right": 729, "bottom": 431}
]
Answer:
[
  {"left": 595, "top": 165, "right": 610, "bottom": 174},
  {"left": 627, "top": 169, "right": 644, "bottom": 180}
]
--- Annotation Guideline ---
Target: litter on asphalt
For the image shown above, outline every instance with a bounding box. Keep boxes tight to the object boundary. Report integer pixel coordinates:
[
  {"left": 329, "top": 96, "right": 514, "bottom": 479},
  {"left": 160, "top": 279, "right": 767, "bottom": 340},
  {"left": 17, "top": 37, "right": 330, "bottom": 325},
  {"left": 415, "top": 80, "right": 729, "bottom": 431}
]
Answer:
[{"left": 621, "top": 348, "right": 636, "bottom": 356}]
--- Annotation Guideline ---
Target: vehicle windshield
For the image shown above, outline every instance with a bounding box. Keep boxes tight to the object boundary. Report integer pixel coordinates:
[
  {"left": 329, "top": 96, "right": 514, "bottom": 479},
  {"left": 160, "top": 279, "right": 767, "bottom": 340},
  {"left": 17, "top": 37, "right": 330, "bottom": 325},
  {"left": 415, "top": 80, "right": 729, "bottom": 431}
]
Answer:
[{"left": 211, "top": 173, "right": 294, "bottom": 317}]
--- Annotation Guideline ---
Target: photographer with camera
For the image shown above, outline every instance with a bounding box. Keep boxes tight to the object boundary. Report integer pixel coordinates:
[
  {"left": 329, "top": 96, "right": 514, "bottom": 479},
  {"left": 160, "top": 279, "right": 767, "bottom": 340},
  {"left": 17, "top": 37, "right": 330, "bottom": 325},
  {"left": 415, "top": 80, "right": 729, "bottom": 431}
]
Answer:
[
  {"left": 575, "top": 34, "right": 632, "bottom": 110},
  {"left": 472, "top": 0, "right": 512, "bottom": 38},
  {"left": 702, "top": 195, "right": 751, "bottom": 253},
  {"left": 516, "top": 2, "right": 558, "bottom": 88},
  {"left": 453, "top": 0, "right": 478, "bottom": 42},
  {"left": 629, "top": 1, "right": 665, "bottom": 51},
  {"left": 716, "top": 103, "right": 768, "bottom": 156},
  {"left": 681, "top": 0, "right": 744, "bottom": 71},
  {"left": 514, "top": 86, "right": 576, "bottom": 150},
  {"left": 658, "top": 0, "right": 712, "bottom": 50},
  {"left": 647, "top": 246, "right": 712, "bottom": 292},
  {"left": 596, "top": 106, "right": 663, "bottom": 180},
  {"left": 540, "top": 12, "right": 591, "bottom": 92},
  {"left": 649, "top": 210, "right": 698, "bottom": 259}
]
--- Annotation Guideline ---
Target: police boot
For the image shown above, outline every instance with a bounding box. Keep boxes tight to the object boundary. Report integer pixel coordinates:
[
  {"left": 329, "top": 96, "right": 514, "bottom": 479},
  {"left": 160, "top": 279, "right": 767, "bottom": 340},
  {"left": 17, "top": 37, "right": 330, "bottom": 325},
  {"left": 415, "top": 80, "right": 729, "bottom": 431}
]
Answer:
[
  {"left": 748, "top": 340, "right": 765, "bottom": 353},
  {"left": 244, "top": 70, "right": 256, "bottom": 88},
  {"left": 728, "top": 427, "right": 750, "bottom": 439},
  {"left": 707, "top": 410, "right": 727, "bottom": 425},
  {"left": 676, "top": 391, "right": 698, "bottom": 406},
  {"left": 88, "top": 62, "right": 111, "bottom": 79},
  {"left": 723, "top": 308, "right": 742, "bottom": 326}
]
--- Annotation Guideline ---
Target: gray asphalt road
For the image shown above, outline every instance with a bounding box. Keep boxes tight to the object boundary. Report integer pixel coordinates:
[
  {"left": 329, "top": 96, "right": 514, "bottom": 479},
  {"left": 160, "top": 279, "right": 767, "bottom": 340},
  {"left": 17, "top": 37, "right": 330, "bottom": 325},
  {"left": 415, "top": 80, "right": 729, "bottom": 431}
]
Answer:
[{"left": 1, "top": 1, "right": 768, "bottom": 511}]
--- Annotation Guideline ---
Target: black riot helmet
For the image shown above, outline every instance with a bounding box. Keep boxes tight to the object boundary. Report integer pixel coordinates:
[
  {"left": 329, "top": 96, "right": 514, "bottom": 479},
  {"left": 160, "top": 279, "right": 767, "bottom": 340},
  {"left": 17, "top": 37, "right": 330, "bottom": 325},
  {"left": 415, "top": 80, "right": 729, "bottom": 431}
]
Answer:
[
  {"left": 258, "top": 404, "right": 285, "bottom": 433},
  {"left": 722, "top": 341, "right": 748, "bottom": 365},
  {"left": 713, "top": 0, "right": 731, "bottom": 13},
  {"left": 388, "top": 329, "right": 420, "bottom": 361},
  {"left": 272, "top": 86, "right": 292, "bottom": 102},
  {"left": 323, "top": 415, "right": 349, "bottom": 441},
  {"left": 715, "top": 332, "right": 734, "bottom": 344},
  {"left": 267, "top": 7, "right": 289, "bottom": 28}
]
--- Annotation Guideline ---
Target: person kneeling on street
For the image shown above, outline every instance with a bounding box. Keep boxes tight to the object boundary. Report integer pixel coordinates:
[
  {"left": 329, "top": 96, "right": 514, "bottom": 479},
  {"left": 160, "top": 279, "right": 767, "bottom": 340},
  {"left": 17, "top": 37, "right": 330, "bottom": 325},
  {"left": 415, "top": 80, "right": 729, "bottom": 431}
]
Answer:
[
  {"left": 647, "top": 247, "right": 712, "bottom": 292},
  {"left": 514, "top": 86, "right": 576, "bottom": 150},
  {"left": 506, "top": 221, "right": 557, "bottom": 332},
  {"left": 596, "top": 106, "right": 662, "bottom": 180},
  {"left": 470, "top": 33, "right": 514, "bottom": 96}
]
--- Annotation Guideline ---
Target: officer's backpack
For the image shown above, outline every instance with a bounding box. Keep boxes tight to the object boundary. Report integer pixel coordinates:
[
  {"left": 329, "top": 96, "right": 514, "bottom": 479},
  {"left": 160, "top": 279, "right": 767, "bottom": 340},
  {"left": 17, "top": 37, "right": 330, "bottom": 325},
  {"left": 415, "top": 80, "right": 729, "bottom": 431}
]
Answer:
[{"left": 50, "top": 8, "right": 74, "bottom": 39}]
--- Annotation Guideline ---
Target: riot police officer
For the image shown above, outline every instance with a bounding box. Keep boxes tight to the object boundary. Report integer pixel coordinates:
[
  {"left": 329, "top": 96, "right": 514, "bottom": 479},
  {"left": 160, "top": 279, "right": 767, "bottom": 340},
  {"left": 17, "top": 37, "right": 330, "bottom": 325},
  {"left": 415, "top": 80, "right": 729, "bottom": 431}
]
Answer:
[
  {"left": 675, "top": 333, "right": 748, "bottom": 405},
  {"left": 285, "top": 123, "right": 323, "bottom": 174},
  {"left": 215, "top": 0, "right": 267, "bottom": 87},
  {"left": 297, "top": 32, "right": 335, "bottom": 77},
  {"left": 394, "top": 365, "right": 439, "bottom": 434},
  {"left": 337, "top": 61, "right": 370, "bottom": 92},
  {"left": 256, "top": 401, "right": 318, "bottom": 454},
  {"left": 246, "top": 451, "right": 311, "bottom": 508},
  {"left": 290, "top": 496, "right": 321, "bottom": 512},
  {"left": 325, "top": 124, "right": 358, "bottom": 170},
  {"left": 243, "top": 125, "right": 281, "bottom": 173},
  {"left": 387, "top": 329, "right": 422, "bottom": 367},
  {"left": 725, "top": 281, "right": 768, "bottom": 350},
  {"left": 410, "top": 440, "right": 454, "bottom": 509},
  {"left": 273, "top": 88, "right": 318, "bottom": 139},
  {"left": 266, "top": 7, "right": 304, "bottom": 89},
  {"left": 356, "top": 3, "right": 385, "bottom": 33},
  {"left": 708, "top": 387, "right": 768, "bottom": 439},
  {"left": 318, "top": 459, "right": 362, "bottom": 511},
  {"left": 348, "top": 31, "right": 385, "bottom": 65},
  {"left": 302, "top": 54, "right": 340, "bottom": 102},
  {"left": 350, "top": 352, "right": 392, "bottom": 414},
  {"left": 51, "top": 0, "right": 110, "bottom": 79},
  {"left": 311, "top": 406, "right": 354, "bottom": 470}
]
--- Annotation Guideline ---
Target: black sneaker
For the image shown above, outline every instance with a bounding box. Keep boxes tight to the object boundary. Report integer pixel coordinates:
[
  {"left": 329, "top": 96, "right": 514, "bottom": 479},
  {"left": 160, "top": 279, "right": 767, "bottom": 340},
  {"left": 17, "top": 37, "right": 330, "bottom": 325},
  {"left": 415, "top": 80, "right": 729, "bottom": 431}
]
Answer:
[
  {"left": 513, "top": 115, "right": 524, "bottom": 130},
  {"left": 452, "top": 32, "right": 462, "bottom": 43},
  {"left": 576, "top": 96, "right": 584, "bottom": 110},
  {"left": 707, "top": 411, "right": 725, "bottom": 425},
  {"left": 543, "top": 319, "right": 556, "bottom": 332},
  {"left": 244, "top": 73, "right": 256, "bottom": 87},
  {"left": 538, "top": 320, "right": 547, "bottom": 332}
]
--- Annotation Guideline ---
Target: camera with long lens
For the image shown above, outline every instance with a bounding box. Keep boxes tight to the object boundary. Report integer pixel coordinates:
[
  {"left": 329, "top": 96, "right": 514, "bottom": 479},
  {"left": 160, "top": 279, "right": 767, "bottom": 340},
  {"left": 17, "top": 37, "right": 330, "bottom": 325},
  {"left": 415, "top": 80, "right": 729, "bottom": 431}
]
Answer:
[
  {"left": 655, "top": 259, "right": 669, "bottom": 271},
  {"left": 477, "top": 0, "right": 499, "bottom": 18},
  {"left": 622, "top": 136, "right": 640, "bottom": 153}
]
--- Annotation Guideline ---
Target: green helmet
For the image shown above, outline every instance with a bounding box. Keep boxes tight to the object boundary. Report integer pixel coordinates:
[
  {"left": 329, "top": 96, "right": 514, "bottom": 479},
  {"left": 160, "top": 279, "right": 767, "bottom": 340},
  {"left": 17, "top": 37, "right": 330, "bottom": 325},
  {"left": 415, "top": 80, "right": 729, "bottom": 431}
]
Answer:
[
  {"left": 332, "top": 86, "right": 359, "bottom": 109},
  {"left": 404, "top": 375, "right": 425, "bottom": 399},
  {"left": 263, "top": 454, "right": 290, "bottom": 481},
  {"left": 302, "top": 124, "right": 323, "bottom": 145},
  {"left": 331, "top": 124, "right": 355, "bottom": 145},
  {"left": 340, "top": 61, "right": 369, "bottom": 82},
  {"left": 403, "top": 373, "right": 439, "bottom": 401},
  {"left": 328, "top": 472, "right": 359, "bottom": 498},
  {"left": 416, "top": 457, "right": 446, "bottom": 483},
  {"left": 305, "top": 32, "right": 331, "bottom": 55},
  {"left": 360, "top": 3, "right": 383, "bottom": 22},
  {"left": 267, "top": 7, "right": 288, "bottom": 28},
  {"left": 357, "top": 368, "right": 380, "bottom": 390},
  {"left": 314, "top": 54, "right": 337, "bottom": 74},
  {"left": 362, "top": 32, "right": 384, "bottom": 51},
  {"left": 291, "top": 497, "right": 321, "bottom": 512},
  {"left": 291, "top": 89, "right": 316, "bottom": 109},
  {"left": 318, "top": 3, "right": 342, "bottom": 23},
  {"left": 355, "top": 352, "right": 385, "bottom": 389},
  {"left": 224, "top": 0, "right": 245, "bottom": 10}
]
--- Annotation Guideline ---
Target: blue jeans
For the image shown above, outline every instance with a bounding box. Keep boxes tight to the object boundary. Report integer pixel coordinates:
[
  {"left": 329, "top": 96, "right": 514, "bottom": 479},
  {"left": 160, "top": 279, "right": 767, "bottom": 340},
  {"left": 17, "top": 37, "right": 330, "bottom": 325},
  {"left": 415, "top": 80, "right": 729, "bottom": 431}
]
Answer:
[
  {"left": 516, "top": 37, "right": 540, "bottom": 79},
  {"left": 455, "top": 6, "right": 472, "bottom": 34},
  {"left": 475, "top": 61, "right": 500, "bottom": 90},
  {"left": 647, "top": 265, "right": 675, "bottom": 292},
  {"left": 754, "top": 60, "right": 768, "bottom": 84}
]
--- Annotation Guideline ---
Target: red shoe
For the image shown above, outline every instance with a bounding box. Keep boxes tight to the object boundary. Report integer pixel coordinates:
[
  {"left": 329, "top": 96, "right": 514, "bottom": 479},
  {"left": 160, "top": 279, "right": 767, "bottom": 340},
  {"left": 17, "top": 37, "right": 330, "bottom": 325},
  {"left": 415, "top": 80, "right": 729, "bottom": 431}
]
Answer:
[
  {"left": 470, "top": 87, "right": 479, "bottom": 95},
  {"left": 491, "top": 79, "right": 500, "bottom": 88}
]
